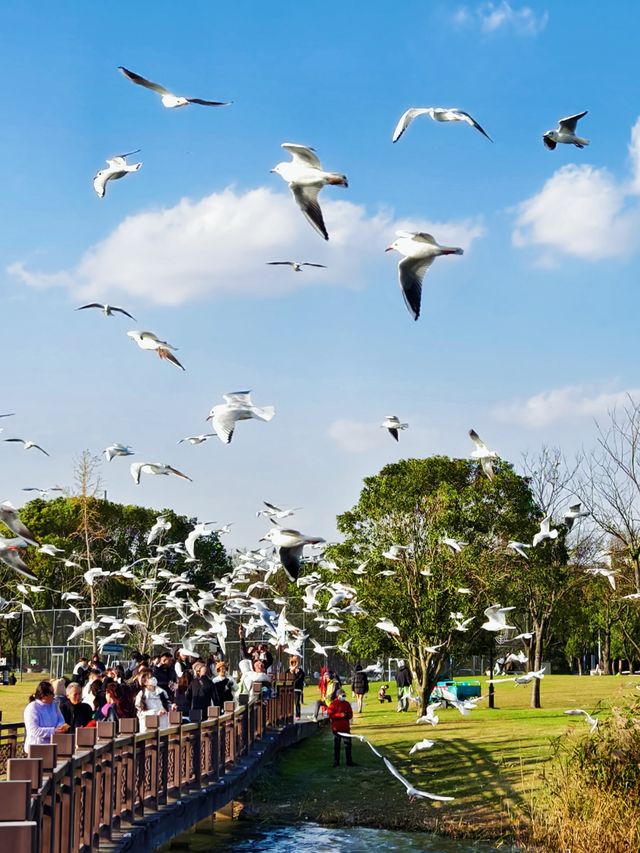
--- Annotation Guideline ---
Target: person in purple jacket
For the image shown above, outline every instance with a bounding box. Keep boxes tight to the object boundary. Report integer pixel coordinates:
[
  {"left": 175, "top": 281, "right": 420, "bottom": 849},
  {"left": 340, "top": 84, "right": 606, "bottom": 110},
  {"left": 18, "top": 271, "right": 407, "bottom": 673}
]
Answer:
[{"left": 23, "top": 680, "right": 69, "bottom": 750}]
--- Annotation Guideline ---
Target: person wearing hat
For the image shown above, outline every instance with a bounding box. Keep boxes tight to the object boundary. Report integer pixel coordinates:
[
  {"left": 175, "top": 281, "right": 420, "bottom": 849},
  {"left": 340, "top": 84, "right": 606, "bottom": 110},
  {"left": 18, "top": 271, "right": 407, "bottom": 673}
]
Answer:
[
  {"left": 327, "top": 689, "right": 355, "bottom": 767},
  {"left": 312, "top": 669, "right": 342, "bottom": 721}
]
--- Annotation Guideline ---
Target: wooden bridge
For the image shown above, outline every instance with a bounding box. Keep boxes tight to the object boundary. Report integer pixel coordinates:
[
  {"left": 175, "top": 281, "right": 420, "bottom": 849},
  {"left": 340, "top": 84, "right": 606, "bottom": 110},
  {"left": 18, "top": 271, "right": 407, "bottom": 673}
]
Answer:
[{"left": 0, "top": 678, "right": 310, "bottom": 853}]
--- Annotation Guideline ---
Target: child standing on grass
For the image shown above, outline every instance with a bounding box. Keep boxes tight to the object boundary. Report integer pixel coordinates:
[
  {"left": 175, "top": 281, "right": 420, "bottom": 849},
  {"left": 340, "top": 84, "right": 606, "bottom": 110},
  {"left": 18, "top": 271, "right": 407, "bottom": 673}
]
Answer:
[{"left": 327, "top": 689, "right": 355, "bottom": 767}]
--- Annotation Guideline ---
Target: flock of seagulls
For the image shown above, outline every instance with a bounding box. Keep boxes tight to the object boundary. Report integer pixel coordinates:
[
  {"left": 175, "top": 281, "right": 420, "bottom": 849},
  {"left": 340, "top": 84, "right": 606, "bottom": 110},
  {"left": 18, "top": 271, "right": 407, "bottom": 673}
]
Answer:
[
  {"left": 86, "top": 65, "right": 589, "bottom": 324},
  {"left": 0, "top": 52, "right": 616, "bottom": 812}
]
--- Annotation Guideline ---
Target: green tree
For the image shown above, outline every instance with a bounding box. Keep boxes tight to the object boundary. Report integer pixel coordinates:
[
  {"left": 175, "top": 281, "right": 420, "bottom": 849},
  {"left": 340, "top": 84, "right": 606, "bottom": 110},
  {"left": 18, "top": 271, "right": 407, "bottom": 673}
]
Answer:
[
  {"left": 328, "top": 455, "right": 542, "bottom": 713},
  {"left": 0, "top": 491, "right": 232, "bottom": 662}
]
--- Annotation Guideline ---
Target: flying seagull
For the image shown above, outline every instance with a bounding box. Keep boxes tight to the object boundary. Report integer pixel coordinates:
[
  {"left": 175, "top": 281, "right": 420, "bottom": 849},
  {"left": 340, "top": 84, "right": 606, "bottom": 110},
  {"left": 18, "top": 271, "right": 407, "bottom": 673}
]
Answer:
[
  {"left": 382, "top": 757, "right": 454, "bottom": 802},
  {"left": 564, "top": 708, "right": 598, "bottom": 733},
  {"left": 451, "top": 612, "right": 474, "bottom": 632},
  {"left": 93, "top": 151, "right": 141, "bottom": 198},
  {"left": 130, "top": 462, "right": 192, "bottom": 485},
  {"left": 256, "top": 501, "right": 301, "bottom": 520},
  {"left": 0, "top": 502, "right": 39, "bottom": 546},
  {"left": 543, "top": 111, "right": 589, "bottom": 150},
  {"left": 104, "top": 443, "right": 135, "bottom": 462},
  {"left": 271, "top": 143, "right": 348, "bottom": 241},
  {"left": 127, "top": 331, "right": 184, "bottom": 370},
  {"left": 482, "top": 604, "right": 516, "bottom": 632},
  {"left": 375, "top": 618, "right": 400, "bottom": 636},
  {"left": 585, "top": 565, "right": 617, "bottom": 590},
  {"left": 532, "top": 515, "right": 559, "bottom": 547},
  {"left": 507, "top": 541, "right": 531, "bottom": 560},
  {"left": 392, "top": 107, "right": 492, "bottom": 143},
  {"left": 4, "top": 438, "right": 49, "bottom": 456},
  {"left": 22, "top": 486, "right": 64, "bottom": 498},
  {"left": 564, "top": 502, "right": 589, "bottom": 530},
  {"left": 385, "top": 231, "right": 463, "bottom": 321},
  {"left": 39, "top": 543, "right": 64, "bottom": 557},
  {"left": 185, "top": 522, "right": 214, "bottom": 559},
  {"left": 382, "top": 544, "right": 408, "bottom": 561},
  {"left": 338, "top": 732, "right": 383, "bottom": 757},
  {"left": 178, "top": 434, "right": 215, "bottom": 445},
  {"left": 146, "top": 516, "right": 171, "bottom": 546},
  {"left": 381, "top": 415, "right": 408, "bottom": 442},
  {"left": 468, "top": 429, "right": 498, "bottom": 480},
  {"left": 77, "top": 303, "right": 136, "bottom": 320},
  {"left": 409, "top": 739, "right": 436, "bottom": 754},
  {"left": 0, "top": 537, "right": 35, "bottom": 579},
  {"left": 266, "top": 261, "right": 327, "bottom": 272},
  {"left": 441, "top": 536, "right": 467, "bottom": 554},
  {"left": 416, "top": 701, "right": 441, "bottom": 727},
  {"left": 489, "top": 667, "right": 546, "bottom": 685},
  {"left": 118, "top": 66, "right": 231, "bottom": 109},
  {"left": 260, "top": 527, "right": 326, "bottom": 582},
  {"left": 207, "top": 391, "right": 275, "bottom": 444}
]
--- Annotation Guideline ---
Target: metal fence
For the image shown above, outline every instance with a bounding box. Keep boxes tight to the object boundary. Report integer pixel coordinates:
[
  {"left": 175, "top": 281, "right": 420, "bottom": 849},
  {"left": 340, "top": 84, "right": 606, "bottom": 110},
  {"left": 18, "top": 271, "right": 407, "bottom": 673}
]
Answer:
[{"left": 3, "top": 605, "right": 345, "bottom": 682}]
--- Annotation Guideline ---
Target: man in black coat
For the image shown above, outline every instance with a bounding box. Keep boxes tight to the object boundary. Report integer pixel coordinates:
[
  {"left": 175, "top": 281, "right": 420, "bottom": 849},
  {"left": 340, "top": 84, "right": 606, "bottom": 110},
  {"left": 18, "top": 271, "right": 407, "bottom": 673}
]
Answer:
[
  {"left": 185, "top": 661, "right": 214, "bottom": 715},
  {"left": 152, "top": 652, "right": 177, "bottom": 700},
  {"left": 59, "top": 682, "right": 93, "bottom": 731}
]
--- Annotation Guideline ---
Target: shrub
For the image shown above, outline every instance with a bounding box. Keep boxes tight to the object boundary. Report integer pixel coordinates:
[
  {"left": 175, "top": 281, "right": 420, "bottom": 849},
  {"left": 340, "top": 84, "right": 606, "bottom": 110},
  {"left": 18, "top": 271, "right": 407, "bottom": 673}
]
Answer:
[{"left": 525, "top": 700, "right": 640, "bottom": 852}]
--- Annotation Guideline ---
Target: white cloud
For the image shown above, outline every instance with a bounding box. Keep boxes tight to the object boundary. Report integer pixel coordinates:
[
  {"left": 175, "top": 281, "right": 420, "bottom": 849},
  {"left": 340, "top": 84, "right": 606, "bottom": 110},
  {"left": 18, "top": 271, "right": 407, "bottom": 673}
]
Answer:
[
  {"left": 493, "top": 385, "right": 640, "bottom": 428},
  {"left": 8, "top": 187, "right": 485, "bottom": 307},
  {"left": 454, "top": 2, "right": 548, "bottom": 36},
  {"left": 513, "top": 164, "right": 640, "bottom": 260},
  {"left": 327, "top": 419, "right": 380, "bottom": 453},
  {"left": 512, "top": 118, "right": 640, "bottom": 262}
]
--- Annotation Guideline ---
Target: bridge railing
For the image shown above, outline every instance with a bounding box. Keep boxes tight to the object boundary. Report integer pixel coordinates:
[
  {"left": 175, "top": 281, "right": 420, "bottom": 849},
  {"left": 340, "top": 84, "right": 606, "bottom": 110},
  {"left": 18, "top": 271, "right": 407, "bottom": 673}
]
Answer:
[
  {"left": 0, "top": 721, "right": 25, "bottom": 775},
  {"left": 0, "top": 677, "right": 294, "bottom": 853}
]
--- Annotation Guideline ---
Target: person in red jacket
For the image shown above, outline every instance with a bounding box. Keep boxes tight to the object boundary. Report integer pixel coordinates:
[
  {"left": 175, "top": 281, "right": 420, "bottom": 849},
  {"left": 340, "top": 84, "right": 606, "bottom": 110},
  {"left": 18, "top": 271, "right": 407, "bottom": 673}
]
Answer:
[{"left": 327, "top": 690, "right": 355, "bottom": 767}]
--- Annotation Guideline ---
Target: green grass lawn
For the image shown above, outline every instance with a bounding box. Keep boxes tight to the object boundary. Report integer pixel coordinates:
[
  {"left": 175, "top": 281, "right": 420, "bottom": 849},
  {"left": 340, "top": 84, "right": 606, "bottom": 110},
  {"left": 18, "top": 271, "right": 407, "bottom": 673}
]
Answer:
[
  {"left": 0, "top": 673, "right": 49, "bottom": 725},
  {"left": 248, "top": 675, "right": 638, "bottom": 839},
  {"left": 5, "top": 673, "right": 635, "bottom": 839}
]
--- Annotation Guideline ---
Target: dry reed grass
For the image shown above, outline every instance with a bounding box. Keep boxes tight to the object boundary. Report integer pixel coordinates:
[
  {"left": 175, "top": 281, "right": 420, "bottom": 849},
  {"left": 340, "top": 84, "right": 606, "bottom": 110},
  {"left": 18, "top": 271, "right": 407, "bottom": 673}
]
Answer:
[{"left": 523, "top": 701, "right": 640, "bottom": 852}]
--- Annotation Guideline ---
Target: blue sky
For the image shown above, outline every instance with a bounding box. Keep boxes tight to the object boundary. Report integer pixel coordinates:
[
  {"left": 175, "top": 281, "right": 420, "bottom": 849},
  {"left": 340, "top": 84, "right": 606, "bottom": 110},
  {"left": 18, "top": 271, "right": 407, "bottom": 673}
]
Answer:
[{"left": 2, "top": 1, "right": 640, "bottom": 548}]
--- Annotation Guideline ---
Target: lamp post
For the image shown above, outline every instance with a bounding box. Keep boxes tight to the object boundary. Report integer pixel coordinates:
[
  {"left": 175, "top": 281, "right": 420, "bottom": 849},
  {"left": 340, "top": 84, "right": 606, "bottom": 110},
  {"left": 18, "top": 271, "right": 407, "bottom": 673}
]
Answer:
[{"left": 488, "top": 635, "right": 495, "bottom": 709}]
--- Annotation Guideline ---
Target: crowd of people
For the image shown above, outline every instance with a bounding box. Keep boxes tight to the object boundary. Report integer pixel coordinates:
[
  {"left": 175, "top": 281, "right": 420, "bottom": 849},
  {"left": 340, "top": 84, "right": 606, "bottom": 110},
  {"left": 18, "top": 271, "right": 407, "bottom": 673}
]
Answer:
[
  {"left": 22, "top": 647, "right": 413, "bottom": 768},
  {"left": 22, "top": 638, "right": 293, "bottom": 747}
]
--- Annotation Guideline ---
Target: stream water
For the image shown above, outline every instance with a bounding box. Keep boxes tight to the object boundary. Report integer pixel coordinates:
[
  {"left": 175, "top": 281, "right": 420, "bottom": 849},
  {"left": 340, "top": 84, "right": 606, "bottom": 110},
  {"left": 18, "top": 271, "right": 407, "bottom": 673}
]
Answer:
[{"left": 187, "top": 819, "right": 516, "bottom": 852}]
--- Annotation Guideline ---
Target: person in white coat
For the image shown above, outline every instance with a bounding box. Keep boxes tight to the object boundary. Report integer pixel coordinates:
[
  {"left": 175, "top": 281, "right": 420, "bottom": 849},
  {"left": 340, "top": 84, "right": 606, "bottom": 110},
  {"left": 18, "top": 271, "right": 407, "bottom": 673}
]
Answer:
[{"left": 135, "top": 675, "right": 170, "bottom": 732}]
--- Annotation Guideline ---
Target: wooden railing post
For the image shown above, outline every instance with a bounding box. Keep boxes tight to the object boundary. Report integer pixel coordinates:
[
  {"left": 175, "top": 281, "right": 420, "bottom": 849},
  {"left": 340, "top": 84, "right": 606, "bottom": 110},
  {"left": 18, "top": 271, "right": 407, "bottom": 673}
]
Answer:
[
  {"left": 193, "top": 720, "right": 202, "bottom": 790},
  {"left": 27, "top": 745, "right": 57, "bottom": 853},
  {"left": 167, "top": 718, "right": 181, "bottom": 800},
  {"left": 238, "top": 695, "right": 250, "bottom": 756},
  {"left": 0, "top": 822, "right": 37, "bottom": 853},
  {"left": 144, "top": 718, "right": 160, "bottom": 811},
  {"left": 96, "top": 725, "right": 115, "bottom": 840},
  {"left": 7, "top": 757, "right": 43, "bottom": 791}
]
